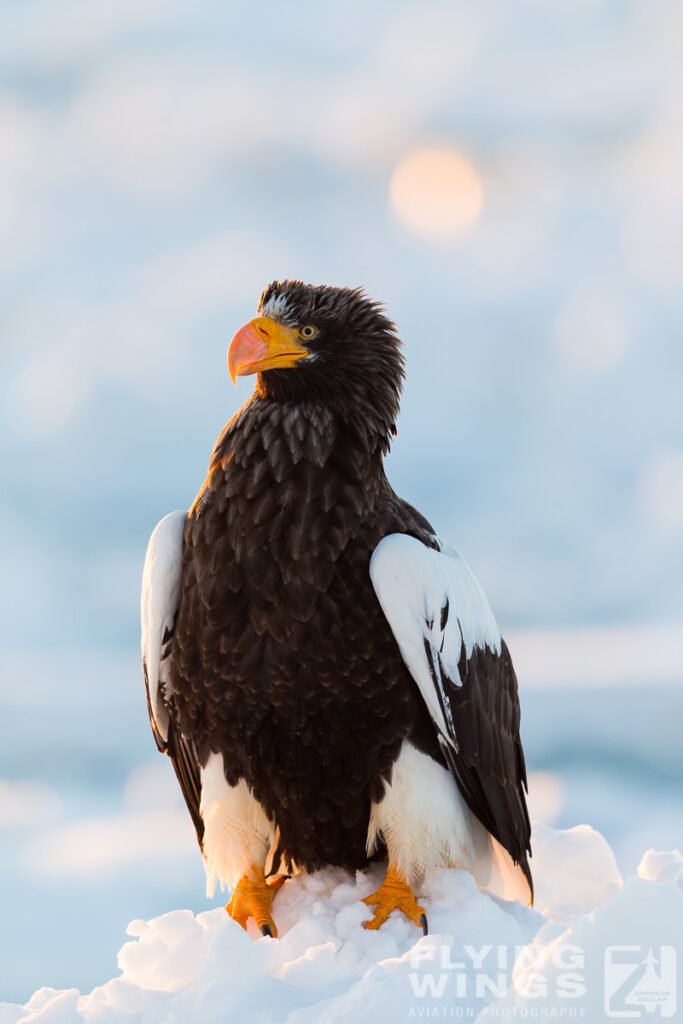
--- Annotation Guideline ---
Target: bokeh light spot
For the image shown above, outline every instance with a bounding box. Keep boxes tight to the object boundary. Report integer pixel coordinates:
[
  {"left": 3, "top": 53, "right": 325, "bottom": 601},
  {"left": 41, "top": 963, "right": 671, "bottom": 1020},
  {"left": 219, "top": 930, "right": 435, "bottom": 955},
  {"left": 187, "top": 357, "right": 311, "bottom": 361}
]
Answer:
[{"left": 389, "top": 146, "right": 483, "bottom": 241}]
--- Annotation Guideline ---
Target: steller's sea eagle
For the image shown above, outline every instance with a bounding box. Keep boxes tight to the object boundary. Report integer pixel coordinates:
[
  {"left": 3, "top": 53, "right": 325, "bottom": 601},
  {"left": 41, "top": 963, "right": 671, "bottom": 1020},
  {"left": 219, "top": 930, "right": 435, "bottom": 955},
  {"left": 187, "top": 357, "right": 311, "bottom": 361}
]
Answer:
[{"left": 141, "top": 281, "right": 532, "bottom": 937}]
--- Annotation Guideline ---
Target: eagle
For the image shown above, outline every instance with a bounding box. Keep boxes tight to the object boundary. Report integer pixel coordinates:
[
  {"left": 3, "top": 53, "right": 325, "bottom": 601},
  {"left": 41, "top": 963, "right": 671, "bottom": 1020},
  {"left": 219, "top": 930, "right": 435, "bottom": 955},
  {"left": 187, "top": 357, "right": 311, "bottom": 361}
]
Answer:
[{"left": 141, "top": 281, "right": 532, "bottom": 938}]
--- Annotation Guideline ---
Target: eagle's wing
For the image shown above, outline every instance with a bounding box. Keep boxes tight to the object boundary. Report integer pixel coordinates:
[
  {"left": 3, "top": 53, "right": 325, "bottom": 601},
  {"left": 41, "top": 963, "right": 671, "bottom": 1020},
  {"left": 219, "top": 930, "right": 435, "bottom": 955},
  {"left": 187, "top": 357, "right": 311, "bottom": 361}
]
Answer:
[
  {"left": 141, "top": 511, "right": 185, "bottom": 749},
  {"left": 141, "top": 511, "right": 204, "bottom": 845},
  {"left": 370, "top": 532, "right": 532, "bottom": 902}
]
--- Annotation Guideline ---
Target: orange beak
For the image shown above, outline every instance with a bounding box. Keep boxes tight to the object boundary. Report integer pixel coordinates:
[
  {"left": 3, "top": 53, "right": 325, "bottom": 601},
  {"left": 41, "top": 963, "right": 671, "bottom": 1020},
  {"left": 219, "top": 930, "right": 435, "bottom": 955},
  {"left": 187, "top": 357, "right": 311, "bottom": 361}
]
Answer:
[{"left": 228, "top": 317, "right": 308, "bottom": 384}]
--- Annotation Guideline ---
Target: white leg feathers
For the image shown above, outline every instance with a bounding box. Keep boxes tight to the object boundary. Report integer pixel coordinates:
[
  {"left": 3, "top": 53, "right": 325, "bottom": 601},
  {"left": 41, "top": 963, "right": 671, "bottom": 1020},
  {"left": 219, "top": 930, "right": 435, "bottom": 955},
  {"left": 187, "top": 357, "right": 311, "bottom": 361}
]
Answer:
[
  {"left": 367, "top": 741, "right": 474, "bottom": 886},
  {"left": 198, "top": 745, "right": 530, "bottom": 906},
  {"left": 367, "top": 740, "right": 532, "bottom": 905},
  {"left": 199, "top": 753, "right": 274, "bottom": 897}
]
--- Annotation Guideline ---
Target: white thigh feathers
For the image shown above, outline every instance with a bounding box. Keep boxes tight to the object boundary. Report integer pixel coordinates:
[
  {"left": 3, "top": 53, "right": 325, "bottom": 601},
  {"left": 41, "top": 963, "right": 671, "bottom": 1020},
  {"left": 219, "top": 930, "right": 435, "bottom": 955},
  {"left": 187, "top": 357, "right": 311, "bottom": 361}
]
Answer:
[{"left": 200, "top": 753, "right": 275, "bottom": 896}]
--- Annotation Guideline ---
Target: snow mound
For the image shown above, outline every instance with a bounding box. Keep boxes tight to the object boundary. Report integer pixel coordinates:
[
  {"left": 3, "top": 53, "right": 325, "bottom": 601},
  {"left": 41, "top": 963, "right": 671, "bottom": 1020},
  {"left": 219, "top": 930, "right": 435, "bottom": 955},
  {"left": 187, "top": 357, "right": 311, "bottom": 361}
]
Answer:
[
  {"left": 2, "top": 824, "right": 682, "bottom": 1023},
  {"left": 530, "top": 821, "right": 623, "bottom": 917},
  {"left": 638, "top": 848, "right": 683, "bottom": 888}
]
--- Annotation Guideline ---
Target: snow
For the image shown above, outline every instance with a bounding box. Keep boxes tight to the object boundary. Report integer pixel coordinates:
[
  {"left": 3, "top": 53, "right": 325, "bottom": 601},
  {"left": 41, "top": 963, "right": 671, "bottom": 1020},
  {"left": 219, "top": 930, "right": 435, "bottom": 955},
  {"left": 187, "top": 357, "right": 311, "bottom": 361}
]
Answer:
[
  {"left": 530, "top": 822, "right": 622, "bottom": 918},
  {"left": 638, "top": 848, "right": 683, "bottom": 889},
  {"left": 2, "top": 824, "right": 682, "bottom": 1023}
]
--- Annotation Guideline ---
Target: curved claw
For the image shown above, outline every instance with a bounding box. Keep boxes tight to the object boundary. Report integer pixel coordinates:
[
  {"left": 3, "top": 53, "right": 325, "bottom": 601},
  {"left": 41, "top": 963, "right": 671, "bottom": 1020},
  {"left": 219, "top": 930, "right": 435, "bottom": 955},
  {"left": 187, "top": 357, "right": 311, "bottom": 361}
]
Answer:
[
  {"left": 267, "top": 874, "right": 289, "bottom": 895},
  {"left": 226, "top": 868, "right": 282, "bottom": 938},
  {"left": 362, "top": 865, "right": 427, "bottom": 932}
]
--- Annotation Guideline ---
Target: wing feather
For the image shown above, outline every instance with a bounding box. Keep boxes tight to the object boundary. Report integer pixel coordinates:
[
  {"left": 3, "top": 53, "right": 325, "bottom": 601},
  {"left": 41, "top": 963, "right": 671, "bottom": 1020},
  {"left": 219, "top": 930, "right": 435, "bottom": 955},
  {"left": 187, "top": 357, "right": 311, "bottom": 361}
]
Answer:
[
  {"left": 141, "top": 510, "right": 186, "bottom": 747},
  {"left": 141, "top": 510, "right": 204, "bottom": 847},
  {"left": 370, "top": 532, "right": 532, "bottom": 901}
]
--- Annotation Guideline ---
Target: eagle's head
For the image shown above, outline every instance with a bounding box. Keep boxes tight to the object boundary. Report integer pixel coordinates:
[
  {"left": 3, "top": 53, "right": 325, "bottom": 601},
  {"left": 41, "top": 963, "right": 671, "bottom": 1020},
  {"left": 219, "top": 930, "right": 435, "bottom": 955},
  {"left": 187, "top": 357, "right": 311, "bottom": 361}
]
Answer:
[{"left": 228, "top": 280, "right": 405, "bottom": 448}]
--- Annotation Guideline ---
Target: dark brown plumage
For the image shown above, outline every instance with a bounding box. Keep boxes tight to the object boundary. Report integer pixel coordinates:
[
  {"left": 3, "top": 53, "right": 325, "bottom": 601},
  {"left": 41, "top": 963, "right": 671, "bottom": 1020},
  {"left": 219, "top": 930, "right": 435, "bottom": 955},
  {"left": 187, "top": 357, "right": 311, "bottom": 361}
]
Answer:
[{"left": 149, "top": 280, "right": 532, "bottom": 901}]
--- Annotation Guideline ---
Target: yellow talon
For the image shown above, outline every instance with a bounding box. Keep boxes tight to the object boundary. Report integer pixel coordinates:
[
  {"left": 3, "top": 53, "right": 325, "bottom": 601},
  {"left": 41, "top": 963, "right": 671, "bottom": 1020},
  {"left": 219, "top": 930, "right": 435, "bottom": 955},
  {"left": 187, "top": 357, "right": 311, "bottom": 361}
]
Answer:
[
  {"left": 362, "top": 865, "right": 428, "bottom": 933},
  {"left": 226, "top": 868, "right": 284, "bottom": 937}
]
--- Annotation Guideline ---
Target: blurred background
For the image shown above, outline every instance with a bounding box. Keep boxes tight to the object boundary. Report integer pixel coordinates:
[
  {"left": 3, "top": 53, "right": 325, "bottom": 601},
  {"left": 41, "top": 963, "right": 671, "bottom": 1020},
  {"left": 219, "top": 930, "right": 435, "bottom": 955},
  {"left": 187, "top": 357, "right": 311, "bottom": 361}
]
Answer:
[{"left": 1, "top": 0, "right": 682, "bottom": 1004}]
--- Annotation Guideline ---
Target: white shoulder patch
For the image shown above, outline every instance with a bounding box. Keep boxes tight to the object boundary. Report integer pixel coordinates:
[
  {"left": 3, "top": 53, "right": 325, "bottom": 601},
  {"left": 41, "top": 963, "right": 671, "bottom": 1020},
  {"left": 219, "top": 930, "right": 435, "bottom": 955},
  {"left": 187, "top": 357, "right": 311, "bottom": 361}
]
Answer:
[
  {"left": 140, "top": 510, "right": 186, "bottom": 745},
  {"left": 370, "top": 533, "right": 501, "bottom": 744}
]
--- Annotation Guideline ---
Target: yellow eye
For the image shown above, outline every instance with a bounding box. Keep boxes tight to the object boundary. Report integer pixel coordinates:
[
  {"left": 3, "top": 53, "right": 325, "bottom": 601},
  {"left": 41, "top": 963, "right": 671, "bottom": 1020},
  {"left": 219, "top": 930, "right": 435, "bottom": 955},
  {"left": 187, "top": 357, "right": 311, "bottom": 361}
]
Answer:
[{"left": 299, "top": 325, "right": 318, "bottom": 340}]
